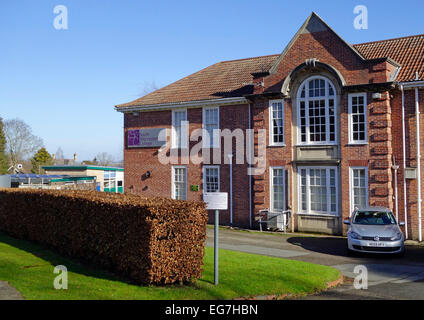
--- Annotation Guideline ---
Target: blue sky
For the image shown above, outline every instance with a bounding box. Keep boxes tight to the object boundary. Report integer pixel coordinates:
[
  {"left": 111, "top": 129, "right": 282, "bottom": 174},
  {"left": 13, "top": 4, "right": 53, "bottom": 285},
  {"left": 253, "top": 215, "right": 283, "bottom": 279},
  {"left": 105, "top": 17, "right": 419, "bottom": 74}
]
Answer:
[{"left": 1, "top": 0, "right": 423, "bottom": 161}]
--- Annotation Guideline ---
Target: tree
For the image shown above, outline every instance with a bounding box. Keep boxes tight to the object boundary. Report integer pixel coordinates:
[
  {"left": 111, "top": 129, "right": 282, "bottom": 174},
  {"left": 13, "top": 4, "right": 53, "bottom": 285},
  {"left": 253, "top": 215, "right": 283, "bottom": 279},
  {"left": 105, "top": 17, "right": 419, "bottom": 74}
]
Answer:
[
  {"left": 0, "top": 117, "right": 9, "bottom": 174},
  {"left": 54, "top": 147, "right": 64, "bottom": 161},
  {"left": 3, "top": 119, "right": 44, "bottom": 167},
  {"left": 96, "top": 152, "right": 114, "bottom": 166},
  {"left": 140, "top": 80, "right": 160, "bottom": 96},
  {"left": 31, "top": 148, "right": 53, "bottom": 174},
  {"left": 81, "top": 159, "right": 97, "bottom": 165}
]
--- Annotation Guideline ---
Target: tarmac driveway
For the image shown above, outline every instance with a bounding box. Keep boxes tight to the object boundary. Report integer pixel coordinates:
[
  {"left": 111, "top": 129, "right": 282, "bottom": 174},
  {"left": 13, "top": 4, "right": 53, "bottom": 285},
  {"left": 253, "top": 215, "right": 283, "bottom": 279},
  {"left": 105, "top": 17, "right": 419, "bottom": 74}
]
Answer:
[{"left": 206, "top": 228, "right": 424, "bottom": 300}]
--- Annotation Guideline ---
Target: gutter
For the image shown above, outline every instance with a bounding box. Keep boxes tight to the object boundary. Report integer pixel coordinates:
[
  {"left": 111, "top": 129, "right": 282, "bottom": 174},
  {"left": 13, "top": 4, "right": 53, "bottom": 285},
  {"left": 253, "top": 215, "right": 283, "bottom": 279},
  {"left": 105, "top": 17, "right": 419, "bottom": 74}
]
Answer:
[
  {"left": 401, "top": 80, "right": 424, "bottom": 89},
  {"left": 115, "top": 97, "right": 250, "bottom": 113}
]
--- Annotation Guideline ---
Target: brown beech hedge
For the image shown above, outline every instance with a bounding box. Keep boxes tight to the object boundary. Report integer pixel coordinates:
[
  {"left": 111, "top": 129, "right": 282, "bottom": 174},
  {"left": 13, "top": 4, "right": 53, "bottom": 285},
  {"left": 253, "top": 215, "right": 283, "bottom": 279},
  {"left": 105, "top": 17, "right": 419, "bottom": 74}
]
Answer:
[{"left": 0, "top": 189, "right": 207, "bottom": 285}]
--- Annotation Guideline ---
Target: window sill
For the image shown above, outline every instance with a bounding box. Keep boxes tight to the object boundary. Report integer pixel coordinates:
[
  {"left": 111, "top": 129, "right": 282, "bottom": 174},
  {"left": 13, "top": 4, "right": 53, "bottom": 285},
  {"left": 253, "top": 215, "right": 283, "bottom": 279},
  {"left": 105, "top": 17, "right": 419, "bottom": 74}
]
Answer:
[
  {"left": 296, "top": 144, "right": 338, "bottom": 148},
  {"left": 347, "top": 142, "right": 368, "bottom": 146},
  {"left": 268, "top": 144, "right": 286, "bottom": 148},
  {"left": 297, "top": 212, "right": 340, "bottom": 218}
]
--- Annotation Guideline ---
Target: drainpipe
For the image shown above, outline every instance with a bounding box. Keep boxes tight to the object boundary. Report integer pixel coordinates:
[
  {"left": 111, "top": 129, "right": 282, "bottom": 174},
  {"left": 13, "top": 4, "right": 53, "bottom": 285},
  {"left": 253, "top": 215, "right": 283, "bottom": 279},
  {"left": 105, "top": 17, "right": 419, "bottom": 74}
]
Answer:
[
  {"left": 248, "top": 103, "right": 252, "bottom": 229},
  {"left": 404, "top": 77, "right": 424, "bottom": 242},
  {"left": 401, "top": 85, "right": 409, "bottom": 239},
  {"left": 228, "top": 154, "right": 233, "bottom": 226},
  {"left": 415, "top": 82, "right": 423, "bottom": 242},
  {"left": 392, "top": 156, "right": 399, "bottom": 222}
]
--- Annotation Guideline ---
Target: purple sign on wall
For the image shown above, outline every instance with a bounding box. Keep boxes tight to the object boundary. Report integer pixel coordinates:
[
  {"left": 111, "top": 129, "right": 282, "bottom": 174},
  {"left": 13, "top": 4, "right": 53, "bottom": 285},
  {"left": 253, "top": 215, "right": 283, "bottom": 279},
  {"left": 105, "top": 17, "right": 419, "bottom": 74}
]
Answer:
[
  {"left": 128, "top": 130, "right": 140, "bottom": 147},
  {"left": 127, "top": 128, "right": 166, "bottom": 148}
]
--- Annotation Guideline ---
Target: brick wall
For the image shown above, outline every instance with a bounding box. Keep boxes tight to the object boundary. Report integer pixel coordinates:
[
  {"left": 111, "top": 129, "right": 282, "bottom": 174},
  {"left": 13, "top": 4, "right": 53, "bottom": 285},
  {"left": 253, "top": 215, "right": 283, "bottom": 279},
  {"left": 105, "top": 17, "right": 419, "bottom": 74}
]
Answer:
[
  {"left": 122, "top": 26, "right": 424, "bottom": 239},
  {"left": 250, "top": 97, "right": 293, "bottom": 228},
  {"left": 264, "top": 31, "right": 394, "bottom": 93},
  {"left": 124, "top": 104, "right": 251, "bottom": 228},
  {"left": 391, "top": 88, "right": 424, "bottom": 240}
]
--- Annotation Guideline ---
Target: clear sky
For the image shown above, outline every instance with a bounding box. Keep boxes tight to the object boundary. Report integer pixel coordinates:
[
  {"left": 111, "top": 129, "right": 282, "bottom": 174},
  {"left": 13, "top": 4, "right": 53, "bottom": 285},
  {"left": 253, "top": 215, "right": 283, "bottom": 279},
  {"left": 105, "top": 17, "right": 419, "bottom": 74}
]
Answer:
[{"left": 1, "top": 0, "right": 423, "bottom": 161}]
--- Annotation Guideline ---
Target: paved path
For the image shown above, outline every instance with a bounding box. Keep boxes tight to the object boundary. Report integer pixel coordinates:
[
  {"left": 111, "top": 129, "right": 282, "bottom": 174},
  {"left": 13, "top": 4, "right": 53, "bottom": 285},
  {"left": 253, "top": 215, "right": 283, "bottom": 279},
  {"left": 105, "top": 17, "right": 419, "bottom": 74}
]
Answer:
[
  {"left": 206, "top": 228, "right": 424, "bottom": 300},
  {"left": 0, "top": 281, "right": 24, "bottom": 300}
]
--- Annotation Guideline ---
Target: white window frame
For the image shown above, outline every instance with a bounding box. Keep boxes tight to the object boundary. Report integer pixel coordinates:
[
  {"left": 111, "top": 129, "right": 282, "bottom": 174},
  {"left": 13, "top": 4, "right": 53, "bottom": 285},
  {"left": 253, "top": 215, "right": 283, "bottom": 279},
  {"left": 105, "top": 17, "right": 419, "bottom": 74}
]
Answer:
[
  {"left": 172, "top": 108, "right": 188, "bottom": 149},
  {"left": 171, "top": 166, "right": 187, "bottom": 200},
  {"left": 297, "top": 76, "right": 337, "bottom": 146},
  {"left": 349, "top": 166, "right": 369, "bottom": 215},
  {"left": 348, "top": 93, "right": 368, "bottom": 144},
  {"left": 298, "top": 166, "right": 339, "bottom": 216},
  {"left": 202, "top": 107, "right": 220, "bottom": 148},
  {"left": 269, "top": 166, "right": 286, "bottom": 212},
  {"left": 269, "top": 100, "right": 285, "bottom": 146},
  {"left": 203, "top": 165, "right": 220, "bottom": 193}
]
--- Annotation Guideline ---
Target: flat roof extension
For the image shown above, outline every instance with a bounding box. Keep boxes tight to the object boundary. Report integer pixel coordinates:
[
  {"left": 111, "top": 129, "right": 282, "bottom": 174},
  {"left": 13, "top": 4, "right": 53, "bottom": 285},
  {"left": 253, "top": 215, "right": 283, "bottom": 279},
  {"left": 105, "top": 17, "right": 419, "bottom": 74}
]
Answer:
[{"left": 42, "top": 165, "right": 124, "bottom": 172}]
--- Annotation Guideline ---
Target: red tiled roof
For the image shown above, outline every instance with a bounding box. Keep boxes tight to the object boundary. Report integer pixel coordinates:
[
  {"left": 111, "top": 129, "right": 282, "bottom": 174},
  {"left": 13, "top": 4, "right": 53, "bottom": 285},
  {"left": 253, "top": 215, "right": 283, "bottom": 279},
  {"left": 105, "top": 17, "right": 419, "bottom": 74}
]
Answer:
[
  {"left": 354, "top": 34, "right": 424, "bottom": 82},
  {"left": 116, "top": 54, "right": 279, "bottom": 108},
  {"left": 117, "top": 35, "right": 424, "bottom": 109}
]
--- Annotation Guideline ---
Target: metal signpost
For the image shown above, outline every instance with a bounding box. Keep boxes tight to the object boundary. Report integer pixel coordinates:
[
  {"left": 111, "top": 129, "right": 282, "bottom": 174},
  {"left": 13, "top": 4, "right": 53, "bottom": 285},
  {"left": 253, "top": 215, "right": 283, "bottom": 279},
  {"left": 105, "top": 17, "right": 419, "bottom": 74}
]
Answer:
[{"left": 203, "top": 192, "right": 228, "bottom": 285}]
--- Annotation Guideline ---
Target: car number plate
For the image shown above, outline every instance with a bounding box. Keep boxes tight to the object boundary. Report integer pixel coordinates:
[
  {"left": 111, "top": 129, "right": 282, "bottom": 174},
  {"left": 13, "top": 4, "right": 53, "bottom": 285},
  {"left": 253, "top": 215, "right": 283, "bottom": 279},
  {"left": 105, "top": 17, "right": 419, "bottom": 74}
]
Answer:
[{"left": 368, "top": 242, "right": 386, "bottom": 247}]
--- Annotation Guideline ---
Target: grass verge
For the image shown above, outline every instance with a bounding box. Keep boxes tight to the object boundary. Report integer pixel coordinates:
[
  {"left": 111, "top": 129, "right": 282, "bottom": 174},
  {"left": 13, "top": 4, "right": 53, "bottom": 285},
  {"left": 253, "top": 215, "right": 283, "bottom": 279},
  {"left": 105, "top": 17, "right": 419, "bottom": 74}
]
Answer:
[{"left": 0, "top": 232, "right": 340, "bottom": 300}]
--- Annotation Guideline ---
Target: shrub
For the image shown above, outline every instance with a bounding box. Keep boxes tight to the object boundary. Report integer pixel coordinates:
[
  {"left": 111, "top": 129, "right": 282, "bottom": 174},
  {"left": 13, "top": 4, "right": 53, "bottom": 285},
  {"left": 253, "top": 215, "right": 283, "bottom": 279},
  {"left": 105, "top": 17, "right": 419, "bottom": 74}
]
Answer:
[{"left": 0, "top": 189, "right": 207, "bottom": 285}]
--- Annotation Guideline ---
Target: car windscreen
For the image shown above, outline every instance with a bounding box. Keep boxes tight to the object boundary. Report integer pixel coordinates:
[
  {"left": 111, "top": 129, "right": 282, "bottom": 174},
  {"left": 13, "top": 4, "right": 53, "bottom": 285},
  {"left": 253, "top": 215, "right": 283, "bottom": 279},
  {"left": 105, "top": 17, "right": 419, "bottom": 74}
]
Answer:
[{"left": 352, "top": 211, "right": 396, "bottom": 225}]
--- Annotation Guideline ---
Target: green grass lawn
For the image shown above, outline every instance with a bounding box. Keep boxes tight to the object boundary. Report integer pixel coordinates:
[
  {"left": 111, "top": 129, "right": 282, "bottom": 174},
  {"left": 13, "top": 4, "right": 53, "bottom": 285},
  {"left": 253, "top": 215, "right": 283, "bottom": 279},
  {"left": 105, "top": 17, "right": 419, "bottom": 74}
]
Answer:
[{"left": 0, "top": 232, "right": 340, "bottom": 300}]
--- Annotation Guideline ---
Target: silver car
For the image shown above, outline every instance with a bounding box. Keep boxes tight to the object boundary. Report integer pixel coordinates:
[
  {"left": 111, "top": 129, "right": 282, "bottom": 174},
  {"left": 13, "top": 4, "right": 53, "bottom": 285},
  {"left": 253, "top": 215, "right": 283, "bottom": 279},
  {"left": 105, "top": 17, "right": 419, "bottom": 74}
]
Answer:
[{"left": 344, "top": 207, "right": 405, "bottom": 256}]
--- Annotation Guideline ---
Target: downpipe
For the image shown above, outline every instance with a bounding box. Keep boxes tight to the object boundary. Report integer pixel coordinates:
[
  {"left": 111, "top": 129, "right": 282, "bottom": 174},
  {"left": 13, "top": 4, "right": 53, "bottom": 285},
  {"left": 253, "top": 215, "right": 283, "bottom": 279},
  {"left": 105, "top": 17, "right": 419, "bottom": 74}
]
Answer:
[
  {"left": 415, "top": 85, "right": 423, "bottom": 242},
  {"left": 401, "top": 85, "right": 409, "bottom": 239}
]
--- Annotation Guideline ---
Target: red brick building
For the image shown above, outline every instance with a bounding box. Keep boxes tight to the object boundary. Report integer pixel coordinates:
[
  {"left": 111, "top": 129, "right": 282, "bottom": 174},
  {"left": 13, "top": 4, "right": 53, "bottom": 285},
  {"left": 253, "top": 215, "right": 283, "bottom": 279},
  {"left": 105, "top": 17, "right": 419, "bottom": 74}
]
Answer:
[{"left": 116, "top": 13, "right": 424, "bottom": 241}]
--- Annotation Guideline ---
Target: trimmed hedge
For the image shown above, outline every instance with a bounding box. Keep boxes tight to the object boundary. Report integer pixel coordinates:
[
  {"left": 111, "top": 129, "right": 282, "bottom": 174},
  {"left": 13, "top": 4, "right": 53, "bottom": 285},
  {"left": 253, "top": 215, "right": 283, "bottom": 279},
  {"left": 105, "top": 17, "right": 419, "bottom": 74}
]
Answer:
[{"left": 0, "top": 189, "right": 207, "bottom": 285}]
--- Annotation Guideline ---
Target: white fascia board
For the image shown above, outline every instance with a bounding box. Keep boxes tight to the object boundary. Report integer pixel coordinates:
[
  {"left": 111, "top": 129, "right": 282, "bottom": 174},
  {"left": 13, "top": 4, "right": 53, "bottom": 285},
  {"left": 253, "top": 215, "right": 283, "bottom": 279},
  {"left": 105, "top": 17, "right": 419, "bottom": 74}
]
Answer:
[
  {"left": 115, "top": 97, "right": 250, "bottom": 113},
  {"left": 400, "top": 81, "right": 424, "bottom": 89}
]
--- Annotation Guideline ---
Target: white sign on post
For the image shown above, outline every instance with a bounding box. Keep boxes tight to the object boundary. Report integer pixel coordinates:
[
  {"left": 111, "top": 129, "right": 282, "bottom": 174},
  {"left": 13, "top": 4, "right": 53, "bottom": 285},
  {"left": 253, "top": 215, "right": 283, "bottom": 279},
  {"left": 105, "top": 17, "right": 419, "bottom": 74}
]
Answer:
[
  {"left": 203, "top": 193, "right": 228, "bottom": 210},
  {"left": 203, "top": 192, "right": 228, "bottom": 286}
]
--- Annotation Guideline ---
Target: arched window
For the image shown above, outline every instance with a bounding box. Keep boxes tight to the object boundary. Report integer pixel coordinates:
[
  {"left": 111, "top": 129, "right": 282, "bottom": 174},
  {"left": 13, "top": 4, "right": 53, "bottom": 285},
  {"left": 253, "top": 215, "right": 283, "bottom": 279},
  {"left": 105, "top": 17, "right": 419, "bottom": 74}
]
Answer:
[{"left": 297, "top": 76, "right": 336, "bottom": 144}]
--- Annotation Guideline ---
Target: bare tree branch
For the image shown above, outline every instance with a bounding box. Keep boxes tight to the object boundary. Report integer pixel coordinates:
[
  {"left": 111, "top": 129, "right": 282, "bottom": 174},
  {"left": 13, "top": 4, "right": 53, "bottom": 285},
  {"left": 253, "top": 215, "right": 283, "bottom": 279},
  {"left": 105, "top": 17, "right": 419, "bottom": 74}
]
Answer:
[
  {"left": 96, "top": 152, "right": 114, "bottom": 166},
  {"left": 55, "top": 147, "right": 64, "bottom": 160},
  {"left": 4, "top": 119, "right": 44, "bottom": 166},
  {"left": 140, "top": 80, "right": 160, "bottom": 96}
]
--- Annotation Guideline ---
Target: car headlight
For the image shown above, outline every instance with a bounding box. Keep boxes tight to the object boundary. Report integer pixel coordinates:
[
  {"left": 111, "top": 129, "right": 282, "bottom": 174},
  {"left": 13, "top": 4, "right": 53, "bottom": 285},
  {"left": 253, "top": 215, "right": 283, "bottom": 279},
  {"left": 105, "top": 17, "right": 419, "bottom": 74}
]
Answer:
[
  {"left": 391, "top": 232, "right": 402, "bottom": 241},
  {"left": 348, "top": 231, "right": 362, "bottom": 240}
]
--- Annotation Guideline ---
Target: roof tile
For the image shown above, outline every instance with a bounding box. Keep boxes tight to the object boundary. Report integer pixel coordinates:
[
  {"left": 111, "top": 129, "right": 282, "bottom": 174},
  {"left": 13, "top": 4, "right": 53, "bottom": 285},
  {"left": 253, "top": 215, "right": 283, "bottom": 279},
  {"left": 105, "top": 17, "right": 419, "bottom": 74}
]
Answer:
[
  {"left": 116, "top": 55, "right": 278, "bottom": 108},
  {"left": 354, "top": 34, "right": 424, "bottom": 82},
  {"left": 117, "top": 35, "right": 424, "bottom": 108}
]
